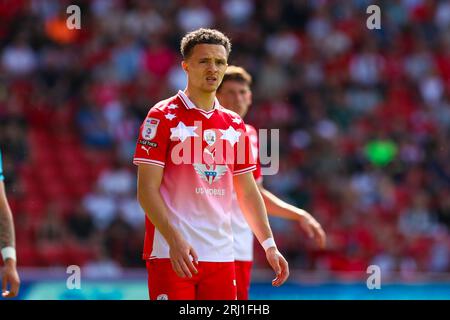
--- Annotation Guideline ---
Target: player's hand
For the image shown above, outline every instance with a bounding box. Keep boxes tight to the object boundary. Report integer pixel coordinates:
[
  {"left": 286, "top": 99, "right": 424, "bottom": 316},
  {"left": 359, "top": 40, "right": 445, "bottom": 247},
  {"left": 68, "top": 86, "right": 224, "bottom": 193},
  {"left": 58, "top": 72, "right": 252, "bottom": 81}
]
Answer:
[
  {"left": 298, "top": 211, "right": 326, "bottom": 249},
  {"left": 168, "top": 233, "right": 199, "bottom": 278},
  {"left": 265, "top": 247, "right": 289, "bottom": 287},
  {"left": 2, "top": 259, "right": 20, "bottom": 298}
]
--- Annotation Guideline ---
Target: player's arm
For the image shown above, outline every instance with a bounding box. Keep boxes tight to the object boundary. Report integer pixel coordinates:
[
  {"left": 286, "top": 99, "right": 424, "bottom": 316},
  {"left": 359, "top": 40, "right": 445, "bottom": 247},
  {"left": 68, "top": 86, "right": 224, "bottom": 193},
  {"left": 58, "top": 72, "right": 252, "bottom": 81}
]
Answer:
[
  {"left": 233, "top": 172, "right": 289, "bottom": 287},
  {"left": 0, "top": 181, "right": 20, "bottom": 298},
  {"left": 257, "top": 183, "right": 326, "bottom": 249},
  {"left": 137, "top": 164, "right": 198, "bottom": 278}
]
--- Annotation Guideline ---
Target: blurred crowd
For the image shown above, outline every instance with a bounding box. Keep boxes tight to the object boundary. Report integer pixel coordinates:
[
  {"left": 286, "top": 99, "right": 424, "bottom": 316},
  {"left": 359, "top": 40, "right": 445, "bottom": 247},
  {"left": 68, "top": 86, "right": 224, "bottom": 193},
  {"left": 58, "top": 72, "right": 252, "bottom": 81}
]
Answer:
[{"left": 0, "top": 0, "right": 449, "bottom": 277}]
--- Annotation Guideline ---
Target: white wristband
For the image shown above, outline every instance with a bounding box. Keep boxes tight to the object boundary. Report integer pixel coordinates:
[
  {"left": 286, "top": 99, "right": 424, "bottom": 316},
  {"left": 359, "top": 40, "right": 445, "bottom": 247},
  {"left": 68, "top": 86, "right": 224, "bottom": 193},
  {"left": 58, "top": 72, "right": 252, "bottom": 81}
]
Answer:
[
  {"left": 1, "top": 246, "right": 16, "bottom": 262},
  {"left": 261, "top": 238, "right": 277, "bottom": 251}
]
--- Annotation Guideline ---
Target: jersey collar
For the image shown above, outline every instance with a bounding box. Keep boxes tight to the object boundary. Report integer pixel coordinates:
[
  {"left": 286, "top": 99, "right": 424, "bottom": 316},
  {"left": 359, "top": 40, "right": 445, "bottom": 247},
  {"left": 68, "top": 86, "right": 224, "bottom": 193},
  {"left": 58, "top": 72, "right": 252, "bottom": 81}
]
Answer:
[{"left": 177, "top": 90, "right": 219, "bottom": 119}]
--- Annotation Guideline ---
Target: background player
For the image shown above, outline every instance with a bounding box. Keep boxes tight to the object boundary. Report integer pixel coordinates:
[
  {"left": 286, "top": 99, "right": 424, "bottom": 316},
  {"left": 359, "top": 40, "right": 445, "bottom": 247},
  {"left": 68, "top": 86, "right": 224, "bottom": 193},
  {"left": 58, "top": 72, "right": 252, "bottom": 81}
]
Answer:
[
  {"left": 134, "top": 29, "right": 289, "bottom": 300},
  {"left": 0, "top": 150, "right": 20, "bottom": 298},
  {"left": 217, "top": 66, "right": 326, "bottom": 300}
]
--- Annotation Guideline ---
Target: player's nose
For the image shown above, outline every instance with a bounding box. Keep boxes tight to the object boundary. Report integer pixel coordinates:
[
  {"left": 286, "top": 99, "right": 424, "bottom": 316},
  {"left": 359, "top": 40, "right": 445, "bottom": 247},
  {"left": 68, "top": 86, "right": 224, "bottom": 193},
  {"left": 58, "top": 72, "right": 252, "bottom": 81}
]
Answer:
[{"left": 206, "top": 62, "right": 219, "bottom": 72}]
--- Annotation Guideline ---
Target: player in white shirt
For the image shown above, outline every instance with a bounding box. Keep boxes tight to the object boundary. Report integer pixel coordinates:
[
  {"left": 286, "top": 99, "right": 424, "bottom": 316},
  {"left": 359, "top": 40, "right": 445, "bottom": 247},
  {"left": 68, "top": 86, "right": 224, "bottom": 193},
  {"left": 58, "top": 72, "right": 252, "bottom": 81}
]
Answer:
[{"left": 217, "top": 66, "right": 326, "bottom": 300}]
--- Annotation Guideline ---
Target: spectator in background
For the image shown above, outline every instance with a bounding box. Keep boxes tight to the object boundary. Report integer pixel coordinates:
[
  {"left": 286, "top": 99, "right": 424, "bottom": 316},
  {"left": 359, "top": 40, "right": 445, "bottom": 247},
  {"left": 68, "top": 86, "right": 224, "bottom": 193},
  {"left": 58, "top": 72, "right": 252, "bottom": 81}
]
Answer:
[
  {"left": 117, "top": 194, "right": 145, "bottom": 230},
  {"left": 67, "top": 205, "right": 96, "bottom": 245},
  {"left": 77, "top": 91, "right": 114, "bottom": 149},
  {"left": 1, "top": 33, "right": 37, "bottom": 76},
  {"left": 217, "top": 65, "right": 325, "bottom": 299},
  {"left": 82, "top": 184, "right": 117, "bottom": 231},
  {"left": 122, "top": 0, "right": 164, "bottom": 38},
  {"left": 111, "top": 34, "right": 144, "bottom": 83},
  {"left": 398, "top": 192, "right": 438, "bottom": 236},
  {"left": 177, "top": 0, "right": 214, "bottom": 32},
  {"left": 97, "top": 158, "right": 134, "bottom": 197}
]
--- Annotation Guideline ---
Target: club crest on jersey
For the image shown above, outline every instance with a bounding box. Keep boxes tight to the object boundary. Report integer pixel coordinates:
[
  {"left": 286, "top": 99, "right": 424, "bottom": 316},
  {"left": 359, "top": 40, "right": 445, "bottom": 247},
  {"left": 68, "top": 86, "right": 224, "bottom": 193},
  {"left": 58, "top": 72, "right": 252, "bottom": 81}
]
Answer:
[
  {"left": 203, "top": 129, "right": 216, "bottom": 146},
  {"left": 156, "top": 294, "right": 168, "bottom": 300},
  {"left": 142, "top": 118, "right": 160, "bottom": 140},
  {"left": 193, "top": 164, "right": 227, "bottom": 185}
]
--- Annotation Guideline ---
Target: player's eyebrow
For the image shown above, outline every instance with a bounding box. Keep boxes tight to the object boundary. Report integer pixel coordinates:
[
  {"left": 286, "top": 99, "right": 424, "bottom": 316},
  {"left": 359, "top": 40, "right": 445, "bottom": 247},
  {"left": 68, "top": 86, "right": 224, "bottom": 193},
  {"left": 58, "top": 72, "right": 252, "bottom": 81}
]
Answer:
[{"left": 199, "top": 57, "right": 226, "bottom": 63}]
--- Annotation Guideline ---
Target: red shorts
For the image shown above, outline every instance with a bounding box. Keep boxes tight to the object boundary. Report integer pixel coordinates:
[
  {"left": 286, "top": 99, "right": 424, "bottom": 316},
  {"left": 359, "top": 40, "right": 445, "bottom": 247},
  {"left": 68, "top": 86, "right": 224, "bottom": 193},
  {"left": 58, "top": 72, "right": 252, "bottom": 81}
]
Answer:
[
  {"left": 234, "top": 260, "right": 253, "bottom": 300},
  {"left": 146, "top": 259, "right": 237, "bottom": 300}
]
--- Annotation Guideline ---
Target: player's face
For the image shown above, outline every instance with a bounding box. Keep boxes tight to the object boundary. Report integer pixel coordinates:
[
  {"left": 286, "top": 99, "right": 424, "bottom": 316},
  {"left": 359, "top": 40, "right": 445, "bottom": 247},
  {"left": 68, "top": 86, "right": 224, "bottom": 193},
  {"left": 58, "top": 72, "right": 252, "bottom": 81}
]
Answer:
[
  {"left": 183, "top": 44, "right": 228, "bottom": 93},
  {"left": 217, "top": 80, "right": 252, "bottom": 118}
]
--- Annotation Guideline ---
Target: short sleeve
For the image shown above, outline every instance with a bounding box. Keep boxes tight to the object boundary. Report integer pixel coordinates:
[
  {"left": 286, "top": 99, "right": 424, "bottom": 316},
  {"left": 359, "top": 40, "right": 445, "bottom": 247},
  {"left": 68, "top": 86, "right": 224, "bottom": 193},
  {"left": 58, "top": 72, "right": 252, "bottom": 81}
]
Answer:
[
  {"left": 133, "top": 108, "right": 170, "bottom": 168},
  {"left": 233, "top": 120, "right": 257, "bottom": 176}
]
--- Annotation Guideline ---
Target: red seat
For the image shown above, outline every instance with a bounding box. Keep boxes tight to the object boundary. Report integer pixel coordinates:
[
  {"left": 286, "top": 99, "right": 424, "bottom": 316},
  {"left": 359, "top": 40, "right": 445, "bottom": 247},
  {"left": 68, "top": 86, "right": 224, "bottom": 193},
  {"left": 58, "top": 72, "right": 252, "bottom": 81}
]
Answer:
[
  {"left": 66, "top": 181, "right": 92, "bottom": 198},
  {"left": 37, "top": 243, "right": 67, "bottom": 266},
  {"left": 42, "top": 181, "right": 68, "bottom": 200},
  {"left": 19, "top": 197, "right": 46, "bottom": 220},
  {"left": 16, "top": 243, "right": 39, "bottom": 266},
  {"left": 60, "top": 149, "right": 82, "bottom": 160},
  {"left": 28, "top": 129, "right": 51, "bottom": 145},
  {"left": 22, "top": 178, "right": 44, "bottom": 197},
  {"left": 54, "top": 197, "right": 76, "bottom": 217},
  {"left": 32, "top": 148, "right": 54, "bottom": 164},
  {"left": 35, "top": 164, "right": 60, "bottom": 181},
  {"left": 65, "top": 243, "right": 96, "bottom": 266},
  {"left": 62, "top": 166, "right": 90, "bottom": 184},
  {"left": 52, "top": 135, "right": 79, "bottom": 151},
  {"left": 18, "top": 164, "right": 34, "bottom": 177}
]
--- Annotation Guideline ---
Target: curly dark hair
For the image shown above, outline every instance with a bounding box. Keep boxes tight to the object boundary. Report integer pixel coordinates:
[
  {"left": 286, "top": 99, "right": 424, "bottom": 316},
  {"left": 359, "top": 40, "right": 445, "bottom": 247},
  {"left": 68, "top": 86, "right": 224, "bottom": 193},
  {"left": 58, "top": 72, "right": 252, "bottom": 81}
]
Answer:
[{"left": 180, "top": 28, "right": 232, "bottom": 59}]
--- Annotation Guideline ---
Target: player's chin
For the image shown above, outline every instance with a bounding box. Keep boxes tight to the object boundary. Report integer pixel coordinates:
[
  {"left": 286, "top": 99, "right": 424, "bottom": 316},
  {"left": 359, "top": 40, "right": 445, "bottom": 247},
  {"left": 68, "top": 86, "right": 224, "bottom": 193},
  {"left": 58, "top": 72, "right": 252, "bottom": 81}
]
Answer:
[{"left": 202, "top": 83, "right": 219, "bottom": 92}]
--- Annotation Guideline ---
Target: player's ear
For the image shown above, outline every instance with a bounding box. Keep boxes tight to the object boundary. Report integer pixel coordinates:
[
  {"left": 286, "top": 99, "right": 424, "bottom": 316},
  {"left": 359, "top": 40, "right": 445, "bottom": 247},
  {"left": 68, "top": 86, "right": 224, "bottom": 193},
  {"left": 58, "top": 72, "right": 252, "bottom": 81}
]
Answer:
[{"left": 181, "top": 60, "right": 188, "bottom": 72}]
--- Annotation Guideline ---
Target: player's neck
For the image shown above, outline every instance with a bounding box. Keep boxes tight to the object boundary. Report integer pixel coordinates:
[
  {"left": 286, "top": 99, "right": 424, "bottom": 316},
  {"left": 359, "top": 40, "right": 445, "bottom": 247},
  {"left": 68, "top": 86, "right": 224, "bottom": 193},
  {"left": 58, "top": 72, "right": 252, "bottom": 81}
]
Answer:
[{"left": 184, "top": 88, "right": 216, "bottom": 112}]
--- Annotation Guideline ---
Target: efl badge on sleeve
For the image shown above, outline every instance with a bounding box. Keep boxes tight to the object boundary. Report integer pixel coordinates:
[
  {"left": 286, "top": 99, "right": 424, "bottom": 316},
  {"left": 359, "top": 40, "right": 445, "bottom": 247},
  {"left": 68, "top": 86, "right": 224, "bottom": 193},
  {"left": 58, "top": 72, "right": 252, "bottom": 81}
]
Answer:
[{"left": 142, "top": 118, "right": 160, "bottom": 140}]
